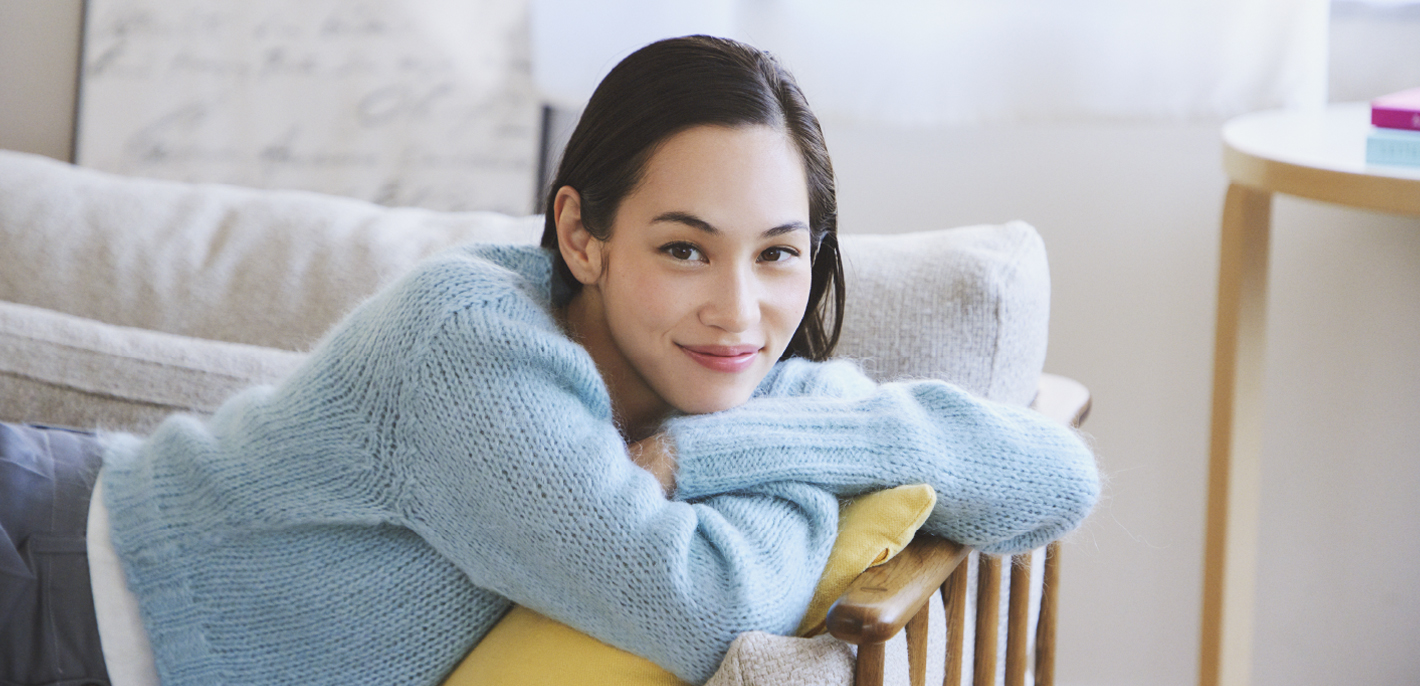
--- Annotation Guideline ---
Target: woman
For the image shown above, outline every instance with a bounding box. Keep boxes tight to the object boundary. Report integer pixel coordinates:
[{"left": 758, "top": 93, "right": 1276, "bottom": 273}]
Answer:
[{"left": 1, "top": 36, "right": 1098, "bottom": 686}]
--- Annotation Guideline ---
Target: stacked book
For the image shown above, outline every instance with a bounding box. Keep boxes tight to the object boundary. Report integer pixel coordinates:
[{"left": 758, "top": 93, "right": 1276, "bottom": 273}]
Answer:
[{"left": 1367, "top": 87, "right": 1420, "bottom": 167}]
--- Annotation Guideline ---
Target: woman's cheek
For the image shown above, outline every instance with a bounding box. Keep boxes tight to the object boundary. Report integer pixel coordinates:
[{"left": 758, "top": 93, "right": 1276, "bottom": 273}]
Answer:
[{"left": 775, "top": 271, "right": 813, "bottom": 332}]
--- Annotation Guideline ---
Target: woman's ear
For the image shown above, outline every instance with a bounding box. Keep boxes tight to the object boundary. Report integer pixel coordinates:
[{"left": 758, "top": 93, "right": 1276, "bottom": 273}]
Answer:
[{"left": 553, "top": 186, "right": 604, "bottom": 286}]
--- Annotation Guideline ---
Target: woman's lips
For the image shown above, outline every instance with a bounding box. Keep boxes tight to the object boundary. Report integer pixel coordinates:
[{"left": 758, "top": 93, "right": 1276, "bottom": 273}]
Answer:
[{"left": 679, "top": 344, "right": 761, "bottom": 373}]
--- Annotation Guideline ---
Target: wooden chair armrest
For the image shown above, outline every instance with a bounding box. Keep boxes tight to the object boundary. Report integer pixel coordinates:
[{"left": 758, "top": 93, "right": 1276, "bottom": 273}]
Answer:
[
  {"left": 826, "top": 534, "right": 970, "bottom": 645},
  {"left": 1033, "top": 372, "right": 1091, "bottom": 428}
]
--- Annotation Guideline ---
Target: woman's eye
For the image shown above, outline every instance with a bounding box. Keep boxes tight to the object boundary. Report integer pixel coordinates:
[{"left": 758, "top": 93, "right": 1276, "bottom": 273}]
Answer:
[
  {"left": 760, "top": 246, "right": 800, "bottom": 263},
  {"left": 663, "top": 243, "right": 703, "bottom": 261}
]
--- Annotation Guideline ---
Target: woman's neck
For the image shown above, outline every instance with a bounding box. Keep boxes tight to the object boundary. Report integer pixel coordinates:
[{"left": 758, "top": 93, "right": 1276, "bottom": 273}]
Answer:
[{"left": 560, "top": 290, "right": 672, "bottom": 442}]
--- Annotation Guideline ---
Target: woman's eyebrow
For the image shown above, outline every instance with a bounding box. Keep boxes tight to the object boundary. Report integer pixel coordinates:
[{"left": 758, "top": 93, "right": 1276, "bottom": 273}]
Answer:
[
  {"left": 652, "top": 211, "right": 809, "bottom": 237},
  {"left": 763, "top": 222, "right": 810, "bottom": 238}
]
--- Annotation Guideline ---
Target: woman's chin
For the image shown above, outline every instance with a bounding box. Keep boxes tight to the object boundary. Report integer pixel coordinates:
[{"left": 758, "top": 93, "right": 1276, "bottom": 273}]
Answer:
[
  {"left": 669, "top": 386, "right": 756, "bottom": 416},
  {"left": 656, "top": 357, "right": 778, "bottom": 416}
]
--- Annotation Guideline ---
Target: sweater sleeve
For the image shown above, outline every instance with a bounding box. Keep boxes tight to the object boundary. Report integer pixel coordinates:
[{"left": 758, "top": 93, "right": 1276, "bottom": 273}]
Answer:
[
  {"left": 669, "top": 358, "right": 1100, "bottom": 555},
  {"left": 391, "top": 299, "right": 840, "bottom": 685}
]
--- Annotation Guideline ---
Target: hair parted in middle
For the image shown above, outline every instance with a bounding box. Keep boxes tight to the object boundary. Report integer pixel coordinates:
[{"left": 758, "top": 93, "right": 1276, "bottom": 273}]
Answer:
[{"left": 540, "top": 34, "right": 843, "bottom": 362}]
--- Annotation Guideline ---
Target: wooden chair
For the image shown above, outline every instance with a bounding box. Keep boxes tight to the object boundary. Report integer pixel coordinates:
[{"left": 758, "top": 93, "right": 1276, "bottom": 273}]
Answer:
[{"left": 827, "top": 373, "right": 1092, "bottom": 686}]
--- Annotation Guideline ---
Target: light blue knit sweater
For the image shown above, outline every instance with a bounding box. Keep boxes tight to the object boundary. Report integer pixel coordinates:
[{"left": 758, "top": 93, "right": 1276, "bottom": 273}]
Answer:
[{"left": 100, "top": 244, "right": 1098, "bottom": 685}]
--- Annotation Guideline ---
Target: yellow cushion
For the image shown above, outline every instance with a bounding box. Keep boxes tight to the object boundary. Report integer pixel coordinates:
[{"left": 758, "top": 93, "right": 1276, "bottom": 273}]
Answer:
[
  {"left": 794, "top": 484, "right": 936, "bottom": 637},
  {"left": 442, "top": 484, "right": 935, "bottom": 685},
  {"left": 444, "top": 605, "right": 690, "bottom": 686}
]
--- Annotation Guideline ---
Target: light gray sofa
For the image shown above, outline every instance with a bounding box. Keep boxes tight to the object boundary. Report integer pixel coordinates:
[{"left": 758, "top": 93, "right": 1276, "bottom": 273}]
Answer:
[
  {"left": 0, "top": 148, "right": 1062, "bottom": 686},
  {"left": 0, "top": 149, "right": 1050, "bottom": 434}
]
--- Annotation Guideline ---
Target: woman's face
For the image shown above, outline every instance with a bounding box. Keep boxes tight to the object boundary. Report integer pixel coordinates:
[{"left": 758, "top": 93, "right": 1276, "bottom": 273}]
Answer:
[{"left": 566, "top": 124, "right": 813, "bottom": 420}]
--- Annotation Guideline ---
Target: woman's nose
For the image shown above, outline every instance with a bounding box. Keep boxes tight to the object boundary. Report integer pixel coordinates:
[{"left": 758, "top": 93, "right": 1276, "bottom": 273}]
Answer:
[{"left": 700, "top": 266, "right": 760, "bottom": 333}]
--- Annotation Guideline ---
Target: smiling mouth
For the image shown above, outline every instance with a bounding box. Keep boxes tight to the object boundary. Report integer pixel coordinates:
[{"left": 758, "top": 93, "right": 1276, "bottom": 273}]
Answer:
[{"left": 678, "top": 344, "right": 761, "bottom": 373}]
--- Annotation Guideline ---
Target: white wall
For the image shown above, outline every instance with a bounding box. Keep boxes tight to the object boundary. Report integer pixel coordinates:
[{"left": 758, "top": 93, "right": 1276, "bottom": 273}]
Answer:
[
  {"left": 827, "top": 119, "right": 1223, "bottom": 685},
  {"left": 2, "top": 4, "right": 1418, "bottom": 686},
  {"left": 826, "top": 8, "right": 1420, "bottom": 683},
  {"left": 0, "top": 0, "right": 83, "bottom": 161},
  {"left": 824, "top": 113, "right": 1420, "bottom": 686}
]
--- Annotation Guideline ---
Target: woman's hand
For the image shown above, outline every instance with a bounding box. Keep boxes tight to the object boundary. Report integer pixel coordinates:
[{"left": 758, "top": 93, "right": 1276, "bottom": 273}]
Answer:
[{"left": 628, "top": 433, "right": 677, "bottom": 496}]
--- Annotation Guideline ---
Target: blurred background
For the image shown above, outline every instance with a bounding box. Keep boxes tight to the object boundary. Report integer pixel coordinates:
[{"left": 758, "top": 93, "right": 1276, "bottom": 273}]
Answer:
[{"left": 1, "top": 1, "right": 1418, "bottom": 684}]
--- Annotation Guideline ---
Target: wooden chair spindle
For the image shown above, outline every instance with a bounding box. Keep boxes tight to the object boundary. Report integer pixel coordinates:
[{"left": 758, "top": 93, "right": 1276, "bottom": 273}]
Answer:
[
  {"left": 1034, "top": 542, "right": 1061, "bottom": 686},
  {"left": 857, "top": 641, "right": 886, "bottom": 686},
  {"left": 943, "top": 560, "right": 970, "bottom": 686},
  {"left": 906, "top": 602, "right": 931, "bottom": 686},
  {"left": 1005, "top": 553, "right": 1033, "bottom": 686},
  {"left": 973, "top": 554, "right": 1001, "bottom": 686}
]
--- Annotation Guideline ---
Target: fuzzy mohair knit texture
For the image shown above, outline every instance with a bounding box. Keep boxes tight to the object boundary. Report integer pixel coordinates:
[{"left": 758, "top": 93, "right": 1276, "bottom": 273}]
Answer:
[{"left": 99, "top": 244, "right": 1098, "bottom": 685}]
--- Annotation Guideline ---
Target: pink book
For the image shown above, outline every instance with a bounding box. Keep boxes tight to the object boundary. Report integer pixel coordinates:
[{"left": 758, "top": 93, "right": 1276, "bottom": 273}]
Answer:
[{"left": 1372, "top": 87, "right": 1420, "bottom": 131}]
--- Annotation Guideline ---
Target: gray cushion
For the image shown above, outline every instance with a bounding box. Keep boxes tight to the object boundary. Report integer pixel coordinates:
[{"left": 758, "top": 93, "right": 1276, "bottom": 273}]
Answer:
[
  {"left": 0, "top": 150, "right": 543, "bottom": 352},
  {"left": 0, "top": 300, "right": 304, "bottom": 432},
  {"left": 836, "top": 223, "right": 1049, "bottom": 406}
]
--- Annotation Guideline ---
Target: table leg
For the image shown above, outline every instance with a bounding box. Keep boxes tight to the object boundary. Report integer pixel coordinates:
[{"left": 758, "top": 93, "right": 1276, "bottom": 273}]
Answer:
[{"left": 1200, "top": 183, "right": 1272, "bottom": 686}]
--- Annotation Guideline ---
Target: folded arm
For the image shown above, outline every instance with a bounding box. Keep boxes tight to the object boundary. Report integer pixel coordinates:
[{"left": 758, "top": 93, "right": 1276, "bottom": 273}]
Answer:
[{"left": 668, "top": 358, "right": 1100, "bottom": 554}]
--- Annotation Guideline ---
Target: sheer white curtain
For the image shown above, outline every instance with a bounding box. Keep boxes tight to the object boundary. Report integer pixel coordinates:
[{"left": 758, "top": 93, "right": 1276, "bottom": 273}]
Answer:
[{"left": 531, "top": 0, "right": 1329, "bottom": 125}]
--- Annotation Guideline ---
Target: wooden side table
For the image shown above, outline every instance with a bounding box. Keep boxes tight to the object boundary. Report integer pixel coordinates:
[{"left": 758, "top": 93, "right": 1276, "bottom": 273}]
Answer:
[{"left": 1202, "top": 102, "right": 1420, "bottom": 686}]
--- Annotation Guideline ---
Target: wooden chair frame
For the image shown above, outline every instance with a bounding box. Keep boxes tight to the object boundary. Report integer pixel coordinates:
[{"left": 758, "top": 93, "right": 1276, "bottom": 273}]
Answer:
[{"left": 826, "top": 373, "right": 1091, "bottom": 686}]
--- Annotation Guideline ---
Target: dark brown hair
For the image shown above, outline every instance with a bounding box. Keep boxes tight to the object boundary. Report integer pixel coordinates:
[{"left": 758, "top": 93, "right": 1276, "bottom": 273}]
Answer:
[{"left": 540, "top": 35, "right": 843, "bottom": 361}]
